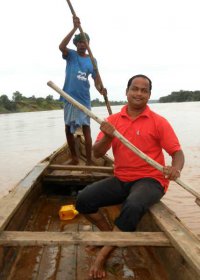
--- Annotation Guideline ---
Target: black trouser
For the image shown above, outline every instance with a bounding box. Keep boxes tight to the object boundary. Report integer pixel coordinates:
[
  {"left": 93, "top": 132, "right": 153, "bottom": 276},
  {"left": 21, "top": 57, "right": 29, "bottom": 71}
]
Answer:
[{"left": 76, "top": 177, "right": 164, "bottom": 232}]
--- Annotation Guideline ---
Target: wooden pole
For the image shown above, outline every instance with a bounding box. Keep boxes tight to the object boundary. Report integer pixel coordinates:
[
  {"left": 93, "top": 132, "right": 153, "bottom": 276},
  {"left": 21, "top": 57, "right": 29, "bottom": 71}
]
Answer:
[
  {"left": 47, "top": 81, "right": 200, "bottom": 202},
  {"left": 66, "top": 0, "right": 112, "bottom": 115}
]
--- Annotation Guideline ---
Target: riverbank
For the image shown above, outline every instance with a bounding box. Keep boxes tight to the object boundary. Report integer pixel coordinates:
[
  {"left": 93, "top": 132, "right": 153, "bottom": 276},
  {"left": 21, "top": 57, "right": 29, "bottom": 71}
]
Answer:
[
  {"left": 0, "top": 99, "right": 63, "bottom": 114},
  {"left": 0, "top": 93, "right": 158, "bottom": 114}
]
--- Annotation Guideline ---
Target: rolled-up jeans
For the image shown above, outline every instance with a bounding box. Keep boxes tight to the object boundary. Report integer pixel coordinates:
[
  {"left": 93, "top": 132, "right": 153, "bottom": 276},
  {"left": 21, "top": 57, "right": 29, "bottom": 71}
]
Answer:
[{"left": 76, "top": 176, "right": 164, "bottom": 232}]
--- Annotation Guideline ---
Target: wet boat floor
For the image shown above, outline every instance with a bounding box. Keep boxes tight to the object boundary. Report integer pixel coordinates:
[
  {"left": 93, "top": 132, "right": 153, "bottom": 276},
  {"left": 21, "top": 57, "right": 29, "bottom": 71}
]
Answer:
[{"left": 1, "top": 195, "right": 168, "bottom": 280}]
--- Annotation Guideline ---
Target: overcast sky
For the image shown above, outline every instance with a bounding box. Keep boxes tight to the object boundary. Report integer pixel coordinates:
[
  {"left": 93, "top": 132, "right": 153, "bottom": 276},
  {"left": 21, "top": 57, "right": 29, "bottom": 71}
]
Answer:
[{"left": 1, "top": 0, "right": 200, "bottom": 101}]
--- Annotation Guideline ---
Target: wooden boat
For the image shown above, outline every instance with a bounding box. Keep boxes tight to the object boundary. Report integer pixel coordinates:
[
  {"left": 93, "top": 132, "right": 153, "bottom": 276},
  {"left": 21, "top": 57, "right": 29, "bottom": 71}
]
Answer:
[{"left": 0, "top": 133, "right": 200, "bottom": 280}]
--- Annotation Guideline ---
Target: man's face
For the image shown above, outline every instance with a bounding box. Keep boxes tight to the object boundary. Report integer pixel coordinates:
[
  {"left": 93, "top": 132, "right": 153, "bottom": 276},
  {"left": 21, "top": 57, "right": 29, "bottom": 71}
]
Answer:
[
  {"left": 77, "top": 41, "right": 87, "bottom": 56},
  {"left": 126, "top": 77, "right": 151, "bottom": 109}
]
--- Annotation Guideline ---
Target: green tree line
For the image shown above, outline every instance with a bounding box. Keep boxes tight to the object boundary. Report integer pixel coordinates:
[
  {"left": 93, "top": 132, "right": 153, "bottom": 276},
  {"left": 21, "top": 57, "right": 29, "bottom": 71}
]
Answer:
[
  {"left": 159, "top": 90, "right": 200, "bottom": 103},
  {"left": 91, "top": 98, "right": 126, "bottom": 107},
  {"left": 1, "top": 89, "right": 199, "bottom": 114},
  {"left": 0, "top": 92, "right": 63, "bottom": 113},
  {"left": 0, "top": 92, "right": 127, "bottom": 114}
]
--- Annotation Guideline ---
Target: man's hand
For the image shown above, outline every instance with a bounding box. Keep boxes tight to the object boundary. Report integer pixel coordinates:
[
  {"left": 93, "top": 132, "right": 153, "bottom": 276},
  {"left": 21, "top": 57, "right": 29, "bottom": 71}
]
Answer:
[
  {"left": 73, "top": 16, "right": 80, "bottom": 28},
  {"left": 99, "top": 87, "right": 107, "bottom": 95},
  {"left": 100, "top": 121, "right": 115, "bottom": 138},
  {"left": 163, "top": 166, "right": 181, "bottom": 181}
]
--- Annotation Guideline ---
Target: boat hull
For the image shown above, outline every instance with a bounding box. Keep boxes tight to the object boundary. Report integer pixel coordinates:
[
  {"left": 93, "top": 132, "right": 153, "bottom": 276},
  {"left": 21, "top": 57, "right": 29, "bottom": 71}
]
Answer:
[{"left": 0, "top": 136, "right": 199, "bottom": 279}]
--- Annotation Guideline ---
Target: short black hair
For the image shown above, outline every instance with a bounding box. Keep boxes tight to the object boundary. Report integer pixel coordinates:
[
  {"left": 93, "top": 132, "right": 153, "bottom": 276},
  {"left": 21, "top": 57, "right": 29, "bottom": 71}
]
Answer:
[{"left": 127, "top": 74, "right": 152, "bottom": 92}]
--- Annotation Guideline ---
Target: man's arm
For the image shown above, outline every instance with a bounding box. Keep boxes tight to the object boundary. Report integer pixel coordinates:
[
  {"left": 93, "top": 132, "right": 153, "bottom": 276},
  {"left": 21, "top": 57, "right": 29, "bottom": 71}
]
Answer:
[
  {"left": 93, "top": 121, "right": 115, "bottom": 158},
  {"left": 59, "top": 16, "right": 80, "bottom": 56},
  {"left": 163, "top": 149, "right": 185, "bottom": 180}
]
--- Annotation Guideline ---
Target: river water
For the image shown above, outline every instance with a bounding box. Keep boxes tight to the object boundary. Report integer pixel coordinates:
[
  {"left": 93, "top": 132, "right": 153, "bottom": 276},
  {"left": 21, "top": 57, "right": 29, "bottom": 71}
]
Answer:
[{"left": 0, "top": 103, "right": 200, "bottom": 234}]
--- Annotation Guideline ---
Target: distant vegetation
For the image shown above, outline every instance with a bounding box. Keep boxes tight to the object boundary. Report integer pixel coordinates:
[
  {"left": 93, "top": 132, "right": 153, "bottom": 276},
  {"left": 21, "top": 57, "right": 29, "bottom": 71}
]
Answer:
[
  {"left": 159, "top": 90, "right": 200, "bottom": 103},
  {"left": 1, "top": 89, "right": 200, "bottom": 114},
  {"left": 0, "top": 92, "right": 63, "bottom": 114},
  {"left": 0, "top": 92, "right": 127, "bottom": 114},
  {"left": 91, "top": 98, "right": 127, "bottom": 107}
]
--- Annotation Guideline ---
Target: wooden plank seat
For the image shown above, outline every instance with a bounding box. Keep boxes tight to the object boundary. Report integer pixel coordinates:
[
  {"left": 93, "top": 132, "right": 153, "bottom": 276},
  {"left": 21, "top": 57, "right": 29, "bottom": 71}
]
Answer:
[
  {"left": 43, "top": 173, "right": 111, "bottom": 184},
  {"left": 48, "top": 164, "right": 114, "bottom": 173},
  {"left": 0, "top": 231, "right": 171, "bottom": 247},
  {"left": 44, "top": 165, "right": 112, "bottom": 185}
]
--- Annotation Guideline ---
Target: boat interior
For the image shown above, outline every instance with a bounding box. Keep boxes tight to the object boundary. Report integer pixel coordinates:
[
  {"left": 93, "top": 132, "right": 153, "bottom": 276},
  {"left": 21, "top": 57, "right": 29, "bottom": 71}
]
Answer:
[{"left": 0, "top": 135, "right": 199, "bottom": 280}]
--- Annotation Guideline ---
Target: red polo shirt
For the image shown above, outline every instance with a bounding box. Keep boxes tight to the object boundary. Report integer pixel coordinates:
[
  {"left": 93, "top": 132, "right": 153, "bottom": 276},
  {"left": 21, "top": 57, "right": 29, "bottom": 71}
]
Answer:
[{"left": 96, "top": 105, "right": 181, "bottom": 192}]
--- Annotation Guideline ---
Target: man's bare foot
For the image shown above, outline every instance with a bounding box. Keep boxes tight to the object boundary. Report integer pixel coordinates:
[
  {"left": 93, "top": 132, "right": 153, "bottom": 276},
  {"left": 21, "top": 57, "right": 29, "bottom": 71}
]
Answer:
[
  {"left": 89, "top": 253, "right": 107, "bottom": 279},
  {"left": 66, "top": 158, "right": 79, "bottom": 165},
  {"left": 85, "top": 159, "right": 95, "bottom": 166}
]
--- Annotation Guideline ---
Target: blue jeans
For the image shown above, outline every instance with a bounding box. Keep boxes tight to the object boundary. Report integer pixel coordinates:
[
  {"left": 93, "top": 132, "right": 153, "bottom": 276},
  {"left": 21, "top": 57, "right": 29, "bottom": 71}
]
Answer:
[{"left": 76, "top": 177, "right": 164, "bottom": 232}]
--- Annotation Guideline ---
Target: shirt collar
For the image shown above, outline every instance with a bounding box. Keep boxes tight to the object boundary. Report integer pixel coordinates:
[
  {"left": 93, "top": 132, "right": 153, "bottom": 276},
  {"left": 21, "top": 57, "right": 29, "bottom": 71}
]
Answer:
[{"left": 120, "top": 104, "right": 151, "bottom": 119}]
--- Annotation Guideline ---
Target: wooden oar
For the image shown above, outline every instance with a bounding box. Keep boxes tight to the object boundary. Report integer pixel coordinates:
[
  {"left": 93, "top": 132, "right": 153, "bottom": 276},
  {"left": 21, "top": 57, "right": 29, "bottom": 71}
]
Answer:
[
  {"left": 65, "top": 0, "right": 112, "bottom": 115},
  {"left": 47, "top": 81, "right": 200, "bottom": 203}
]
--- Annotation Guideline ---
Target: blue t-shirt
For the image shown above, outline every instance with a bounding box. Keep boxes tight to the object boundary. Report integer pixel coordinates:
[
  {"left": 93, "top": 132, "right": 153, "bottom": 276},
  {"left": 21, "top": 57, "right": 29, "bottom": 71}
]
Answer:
[{"left": 61, "top": 49, "right": 97, "bottom": 108}]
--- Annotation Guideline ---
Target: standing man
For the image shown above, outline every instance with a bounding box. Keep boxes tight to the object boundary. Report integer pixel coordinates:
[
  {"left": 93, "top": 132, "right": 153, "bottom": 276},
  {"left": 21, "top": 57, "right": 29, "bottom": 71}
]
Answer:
[
  {"left": 59, "top": 16, "right": 106, "bottom": 165},
  {"left": 76, "top": 74, "right": 185, "bottom": 278}
]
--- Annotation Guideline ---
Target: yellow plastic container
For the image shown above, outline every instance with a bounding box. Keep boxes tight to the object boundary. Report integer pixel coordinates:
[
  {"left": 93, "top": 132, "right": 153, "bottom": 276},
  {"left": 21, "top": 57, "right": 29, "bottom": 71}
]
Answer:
[{"left": 59, "top": 204, "right": 79, "bottom": 220}]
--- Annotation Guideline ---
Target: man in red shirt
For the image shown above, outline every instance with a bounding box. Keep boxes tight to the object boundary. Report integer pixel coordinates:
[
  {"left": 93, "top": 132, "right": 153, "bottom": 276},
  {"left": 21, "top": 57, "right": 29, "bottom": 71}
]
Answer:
[{"left": 76, "top": 74, "right": 185, "bottom": 279}]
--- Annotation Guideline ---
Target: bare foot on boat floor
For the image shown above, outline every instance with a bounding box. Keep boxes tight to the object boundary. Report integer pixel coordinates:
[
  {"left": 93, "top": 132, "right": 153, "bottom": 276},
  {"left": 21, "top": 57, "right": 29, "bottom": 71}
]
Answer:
[
  {"left": 65, "top": 158, "right": 79, "bottom": 165},
  {"left": 89, "top": 254, "right": 107, "bottom": 279},
  {"left": 85, "top": 160, "right": 95, "bottom": 166},
  {"left": 81, "top": 160, "right": 95, "bottom": 174}
]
